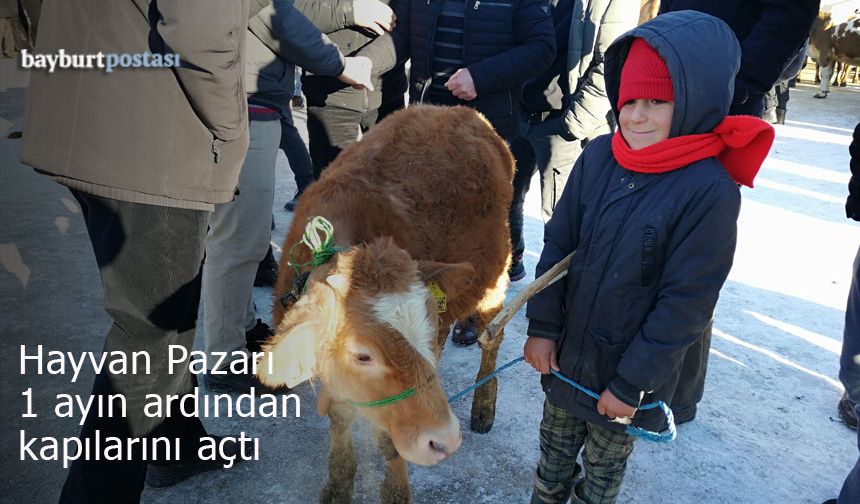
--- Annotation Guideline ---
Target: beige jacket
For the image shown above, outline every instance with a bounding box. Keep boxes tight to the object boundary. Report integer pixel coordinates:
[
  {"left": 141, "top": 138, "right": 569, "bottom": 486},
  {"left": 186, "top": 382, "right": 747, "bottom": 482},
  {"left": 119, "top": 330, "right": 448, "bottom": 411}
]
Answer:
[
  {"left": 561, "top": 0, "right": 638, "bottom": 140},
  {"left": 21, "top": 0, "right": 250, "bottom": 210}
]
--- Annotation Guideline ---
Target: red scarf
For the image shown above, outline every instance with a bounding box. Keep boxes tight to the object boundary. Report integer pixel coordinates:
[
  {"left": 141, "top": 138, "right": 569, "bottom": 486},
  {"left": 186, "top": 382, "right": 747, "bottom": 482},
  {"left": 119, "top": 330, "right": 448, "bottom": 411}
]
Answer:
[{"left": 611, "top": 115, "right": 775, "bottom": 188}]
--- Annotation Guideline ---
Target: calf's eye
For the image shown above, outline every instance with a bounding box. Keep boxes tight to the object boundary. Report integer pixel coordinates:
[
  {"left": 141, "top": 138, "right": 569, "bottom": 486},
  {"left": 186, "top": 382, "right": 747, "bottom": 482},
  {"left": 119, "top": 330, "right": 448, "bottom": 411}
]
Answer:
[{"left": 353, "top": 353, "right": 373, "bottom": 364}]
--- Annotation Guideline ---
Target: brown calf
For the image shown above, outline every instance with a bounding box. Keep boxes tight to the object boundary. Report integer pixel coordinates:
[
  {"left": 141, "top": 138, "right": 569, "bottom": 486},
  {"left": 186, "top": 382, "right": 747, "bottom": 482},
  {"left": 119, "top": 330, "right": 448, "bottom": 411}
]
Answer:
[{"left": 259, "top": 105, "right": 515, "bottom": 503}]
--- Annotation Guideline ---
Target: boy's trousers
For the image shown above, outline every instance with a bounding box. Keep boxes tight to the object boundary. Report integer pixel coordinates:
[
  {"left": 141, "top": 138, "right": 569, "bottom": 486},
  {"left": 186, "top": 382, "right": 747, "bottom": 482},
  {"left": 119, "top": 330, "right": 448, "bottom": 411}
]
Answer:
[{"left": 532, "top": 399, "right": 635, "bottom": 504}]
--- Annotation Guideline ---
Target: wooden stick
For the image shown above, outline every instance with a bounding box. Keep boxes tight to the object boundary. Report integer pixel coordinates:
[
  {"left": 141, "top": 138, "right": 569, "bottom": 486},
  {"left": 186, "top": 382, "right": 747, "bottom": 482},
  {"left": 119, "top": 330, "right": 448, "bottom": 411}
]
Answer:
[{"left": 478, "top": 251, "right": 576, "bottom": 347}]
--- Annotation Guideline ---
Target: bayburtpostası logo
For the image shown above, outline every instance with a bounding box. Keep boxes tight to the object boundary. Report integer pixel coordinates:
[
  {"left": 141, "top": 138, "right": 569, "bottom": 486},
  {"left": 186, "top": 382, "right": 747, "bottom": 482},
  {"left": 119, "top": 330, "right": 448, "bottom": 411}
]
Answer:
[{"left": 20, "top": 49, "right": 180, "bottom": 73}]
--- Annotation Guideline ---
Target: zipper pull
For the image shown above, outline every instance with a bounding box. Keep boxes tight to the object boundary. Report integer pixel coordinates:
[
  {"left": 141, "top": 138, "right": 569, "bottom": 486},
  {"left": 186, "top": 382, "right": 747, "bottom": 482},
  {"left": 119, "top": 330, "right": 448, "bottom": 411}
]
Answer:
[{"left": 474, "top": 0, "right": 480, "bottom": 9}]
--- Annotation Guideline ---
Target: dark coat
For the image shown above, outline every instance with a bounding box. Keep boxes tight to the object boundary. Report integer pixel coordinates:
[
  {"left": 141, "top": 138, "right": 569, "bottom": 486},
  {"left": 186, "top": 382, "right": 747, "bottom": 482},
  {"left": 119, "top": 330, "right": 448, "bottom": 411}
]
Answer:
[
  {"left": 848, "top": 122, "right": 860, "bottom": 221},
  {"left": 659, "top": 0, "right": 820, "bottom": 117},
  {"left": 361, "top": 0, "right": 555, "bottom": 137},
  {"left": 525, "top": 11, "right": 742, "bottom": 432}
]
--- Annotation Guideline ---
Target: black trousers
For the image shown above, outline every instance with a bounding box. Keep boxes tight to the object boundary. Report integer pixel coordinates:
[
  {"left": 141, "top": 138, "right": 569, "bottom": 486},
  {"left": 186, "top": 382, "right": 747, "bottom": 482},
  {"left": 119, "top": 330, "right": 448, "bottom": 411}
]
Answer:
[
  {"left": 280, "top": 107, "right": 314, "bottom": 193},
  {"left": 59, "top": 191, "right": 211, "bottom": 504}
]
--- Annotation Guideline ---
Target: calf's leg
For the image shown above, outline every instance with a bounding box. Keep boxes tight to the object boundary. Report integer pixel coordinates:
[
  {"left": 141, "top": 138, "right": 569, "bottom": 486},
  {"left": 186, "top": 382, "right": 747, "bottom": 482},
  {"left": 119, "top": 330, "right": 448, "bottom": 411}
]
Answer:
[
  {"left": 320, "top": 400, "right": 358, "bottom": 504},
  {"left": 376, "top": 430, "right": 412, "bottom": 504},
  {"left": 470, "top": 273, "right": 508, "bottom": 433}
]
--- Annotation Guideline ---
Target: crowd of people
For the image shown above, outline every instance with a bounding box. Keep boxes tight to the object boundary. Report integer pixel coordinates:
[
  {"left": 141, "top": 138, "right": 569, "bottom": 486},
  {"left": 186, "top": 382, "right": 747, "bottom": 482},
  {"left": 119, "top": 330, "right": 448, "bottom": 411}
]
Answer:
[{"left": 14, "top": 0, "right": 858, "bottom": 503}]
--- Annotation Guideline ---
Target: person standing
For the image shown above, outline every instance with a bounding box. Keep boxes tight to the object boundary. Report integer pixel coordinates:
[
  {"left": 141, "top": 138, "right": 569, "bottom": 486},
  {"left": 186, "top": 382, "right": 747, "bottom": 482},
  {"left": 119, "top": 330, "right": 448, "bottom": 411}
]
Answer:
[
  {"left": 360, "top": 0, "right": 556, "bottom": 345},
  {"left": 202, "top": 0, "right": 373, "bottom": 392},
  {"left": 658, "top": 0, "right": 820, "bottom": 424},
  {"left": 824, "top": 120, "right": 860, "bottom": 504},
  {"left": 507, "top": 0, "right": 637, "bottom": 281},
  {"left": 21, "top": 0, "right": 250, "bottom": 501},
  {"left": 297, "top": 0, "right": 400, "bottom": 178},
  {"left": 523, "top": 13, "right": 774, "bottom": 502}
]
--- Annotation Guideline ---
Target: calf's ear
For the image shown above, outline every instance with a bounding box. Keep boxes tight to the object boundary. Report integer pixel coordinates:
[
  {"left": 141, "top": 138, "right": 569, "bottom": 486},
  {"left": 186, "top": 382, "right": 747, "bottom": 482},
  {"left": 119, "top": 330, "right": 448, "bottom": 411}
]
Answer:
[
  {"left": 416, "top": 260, "right": 476, "bottom": 301},
  {"left": 257, "top": 282, "right": 340, "bottom": 388}
]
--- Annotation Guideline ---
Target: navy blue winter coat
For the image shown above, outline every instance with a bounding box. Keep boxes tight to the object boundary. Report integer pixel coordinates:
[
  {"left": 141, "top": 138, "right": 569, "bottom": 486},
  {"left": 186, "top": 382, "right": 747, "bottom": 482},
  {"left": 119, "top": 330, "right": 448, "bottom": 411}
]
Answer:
[
  {"left": 659, "top": 0, "right": 820, "bottom": 117},
  {"left": 525, "top": 11, "right": 743, "bottom": 432},
  {"left": 361, "top": 0, "right": 555, "bottom": 137}
]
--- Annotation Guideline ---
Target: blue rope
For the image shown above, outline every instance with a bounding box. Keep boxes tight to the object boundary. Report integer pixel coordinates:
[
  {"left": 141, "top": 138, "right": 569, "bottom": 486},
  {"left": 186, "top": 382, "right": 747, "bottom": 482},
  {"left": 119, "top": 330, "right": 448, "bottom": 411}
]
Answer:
[{"left": 447, "top": 356, "right": 677, "bottom": 443}]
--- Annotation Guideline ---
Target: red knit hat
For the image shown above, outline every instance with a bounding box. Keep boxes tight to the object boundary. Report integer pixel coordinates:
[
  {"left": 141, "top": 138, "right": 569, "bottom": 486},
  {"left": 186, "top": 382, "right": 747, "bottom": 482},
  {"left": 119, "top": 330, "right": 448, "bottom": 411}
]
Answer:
[{"left": 618, "top": 38, "right": 674, "bottom": 109}]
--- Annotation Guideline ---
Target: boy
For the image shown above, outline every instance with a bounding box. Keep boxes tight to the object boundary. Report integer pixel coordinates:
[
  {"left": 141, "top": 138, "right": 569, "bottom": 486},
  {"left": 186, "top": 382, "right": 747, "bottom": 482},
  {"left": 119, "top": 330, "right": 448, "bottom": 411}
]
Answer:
[{"left": 523, "top": 11, "right": 774, "bottom": 504}]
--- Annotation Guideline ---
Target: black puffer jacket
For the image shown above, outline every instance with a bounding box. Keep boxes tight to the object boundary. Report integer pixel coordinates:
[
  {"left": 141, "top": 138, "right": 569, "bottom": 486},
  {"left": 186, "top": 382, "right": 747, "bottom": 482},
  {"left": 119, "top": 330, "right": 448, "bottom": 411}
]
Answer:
[
  {"left": 848, "top": 123, "right": 860, "bottom": 221},
  {"left": 659, "top": 0, "right": 819, "bottom": 117},
  {"left": 526, "top": 11, "right": 743, "bottom": 432},
  {"left": 362, "top": 0, "right": 555, "bottom": 137}
]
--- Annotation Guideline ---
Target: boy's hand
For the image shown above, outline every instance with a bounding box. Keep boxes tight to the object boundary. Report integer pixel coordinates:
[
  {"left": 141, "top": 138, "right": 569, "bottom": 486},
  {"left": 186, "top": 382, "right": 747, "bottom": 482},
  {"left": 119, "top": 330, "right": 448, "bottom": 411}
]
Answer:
[
  {"left": 338, "top": 57, "right": 374, "bottom": 91},
  {"left": 597, "top": 389, "right": 637, "bottom": 421},
  {"left": 523, "top": 336, "right": 559, "bottom": 375}
]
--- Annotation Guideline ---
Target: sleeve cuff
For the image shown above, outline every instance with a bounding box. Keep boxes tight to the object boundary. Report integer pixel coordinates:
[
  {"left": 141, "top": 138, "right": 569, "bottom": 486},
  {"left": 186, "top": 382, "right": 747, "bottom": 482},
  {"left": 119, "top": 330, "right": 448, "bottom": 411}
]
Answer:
[
  {"left": 608, "top": 375, "right": 643, "bottom": 409},
  {"left": 527, "top": 319, "right": 562, "bottom": 340}
]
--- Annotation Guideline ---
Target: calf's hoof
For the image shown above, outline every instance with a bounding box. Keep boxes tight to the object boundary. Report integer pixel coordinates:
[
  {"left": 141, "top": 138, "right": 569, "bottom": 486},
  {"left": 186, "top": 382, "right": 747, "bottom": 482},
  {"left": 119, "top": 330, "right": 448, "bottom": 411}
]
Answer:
[
  {"left": 470, "top": 413, "right": 495, "bottom": 434},
  {"left": 380, "top": 485, "right": 413, "bottom": 504},
  {"left": 320, "top": 483, "right": 353, "bottom": 504}
]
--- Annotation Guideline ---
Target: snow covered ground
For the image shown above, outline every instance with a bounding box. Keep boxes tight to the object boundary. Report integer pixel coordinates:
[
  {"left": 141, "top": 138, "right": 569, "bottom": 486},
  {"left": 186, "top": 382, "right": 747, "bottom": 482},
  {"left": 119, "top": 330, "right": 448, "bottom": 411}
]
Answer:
[{"left": 207, "top": 81, "right": 860, "bottom": 504}]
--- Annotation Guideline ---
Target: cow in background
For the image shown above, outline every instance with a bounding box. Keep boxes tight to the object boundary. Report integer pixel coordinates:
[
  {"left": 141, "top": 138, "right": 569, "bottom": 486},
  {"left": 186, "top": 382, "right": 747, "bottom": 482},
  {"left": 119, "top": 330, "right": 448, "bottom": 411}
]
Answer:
[
  {"left": 259, "top": 105, "right": 514, "bottom": 503},
  {"left": 836, "top": 61, "right": 859, "bottom": 86},
  {"left": 809, "top": 11, "right": 860, "bottom": 98}
]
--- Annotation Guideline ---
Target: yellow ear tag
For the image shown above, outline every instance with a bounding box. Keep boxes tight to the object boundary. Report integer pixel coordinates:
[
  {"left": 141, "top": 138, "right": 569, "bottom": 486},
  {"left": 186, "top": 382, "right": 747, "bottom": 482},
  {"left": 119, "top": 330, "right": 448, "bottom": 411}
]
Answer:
[{"left": 427, "top": 281, "right": 448, "bottom": 314}]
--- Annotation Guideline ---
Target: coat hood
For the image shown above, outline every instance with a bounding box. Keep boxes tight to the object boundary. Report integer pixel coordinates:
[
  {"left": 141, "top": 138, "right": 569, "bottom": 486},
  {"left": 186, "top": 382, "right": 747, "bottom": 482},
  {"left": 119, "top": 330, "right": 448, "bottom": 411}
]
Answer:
[{"left": 605, "top": 10, "right": 741, "bottom": 138}]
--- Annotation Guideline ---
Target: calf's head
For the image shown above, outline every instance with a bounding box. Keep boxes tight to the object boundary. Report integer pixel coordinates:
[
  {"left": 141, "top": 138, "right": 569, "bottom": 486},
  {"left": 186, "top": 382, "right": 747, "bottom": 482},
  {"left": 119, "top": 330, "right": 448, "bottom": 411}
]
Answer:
[{"left": 258, "top": 237, "right": 474, "bottom": 465}]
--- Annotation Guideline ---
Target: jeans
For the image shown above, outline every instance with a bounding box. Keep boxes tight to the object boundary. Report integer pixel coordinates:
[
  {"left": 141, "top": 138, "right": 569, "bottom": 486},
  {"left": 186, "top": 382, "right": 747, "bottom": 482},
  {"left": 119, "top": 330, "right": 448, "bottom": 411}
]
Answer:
[{"left": 59, "top": 191, "right": 210, "bottom": 503}]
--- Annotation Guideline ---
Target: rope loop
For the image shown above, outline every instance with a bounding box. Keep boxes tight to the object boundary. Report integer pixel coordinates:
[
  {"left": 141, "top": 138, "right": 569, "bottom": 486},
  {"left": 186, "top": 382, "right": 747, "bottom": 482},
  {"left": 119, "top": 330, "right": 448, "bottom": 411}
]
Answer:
[
  {"left": 287, "top": 216, "right": 347, "bottom": 284},
  {"left": 447, "top": 356, "right": 676, "bottom": 443}
]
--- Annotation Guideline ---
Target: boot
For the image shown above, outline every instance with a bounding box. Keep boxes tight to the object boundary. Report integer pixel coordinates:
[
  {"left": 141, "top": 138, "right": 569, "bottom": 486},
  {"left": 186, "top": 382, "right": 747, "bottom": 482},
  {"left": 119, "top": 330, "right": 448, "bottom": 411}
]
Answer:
[
  {"left": 839, "top": 391, "right": 858, "bottom": 430},
  {"left": 775, "top": 109, "right": 785, "bottom": 125},
  {"left": 254, "top": 245, "right": 278, "bottom": 287}
]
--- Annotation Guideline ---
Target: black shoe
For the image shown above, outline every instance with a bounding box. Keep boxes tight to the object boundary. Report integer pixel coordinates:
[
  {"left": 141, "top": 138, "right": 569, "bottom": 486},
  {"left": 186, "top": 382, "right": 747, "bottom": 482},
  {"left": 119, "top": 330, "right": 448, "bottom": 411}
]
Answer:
[
  {"left": 284, "top": 196, "right": 299, "bottom": 212},
  {"left": 775, "top": 109, "right": 786, "bottom": 125},
  {"left": 671, "top": 404, "right": 697, "bottom": 425},
  {"left": 254, "top": 246, "right": 278, "bottom": 287},
  {"left": 145, "top": 435, "right": 242, "bottom": 488},
  {"left": 451, "top": 315, "right": 478, "bottom": 346},
  {"left": 204, "top": 369, "right": 256, "bottom": 394},
  {"left": 839, "top": 392, "right": 858, "bottom": 430},
  {"left": 509, "top": 254, "right": 526, "bottom": 282},
  {"left": 291, "top": 95, "right": 305, "bottom": 109},
  {"left": 246, "top": 318, "right": 274, "bottom": 353}
]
